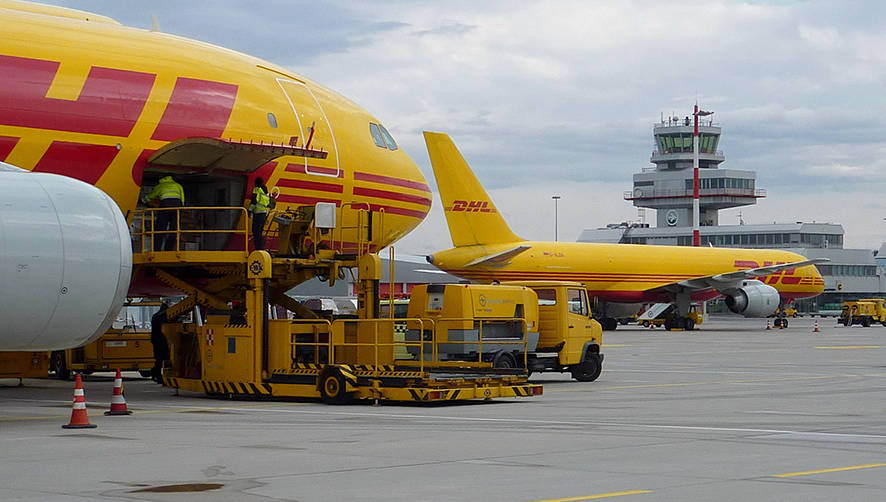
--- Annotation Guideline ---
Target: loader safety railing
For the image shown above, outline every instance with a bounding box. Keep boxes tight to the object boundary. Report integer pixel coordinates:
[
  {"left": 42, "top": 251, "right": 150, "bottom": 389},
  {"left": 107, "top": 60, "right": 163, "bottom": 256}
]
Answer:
[
  {"left": 287, "top": 317, "right": 531, "bottom": 375},
  {"left": 130, "top": 206, "right": 250, "bottom": 261}
]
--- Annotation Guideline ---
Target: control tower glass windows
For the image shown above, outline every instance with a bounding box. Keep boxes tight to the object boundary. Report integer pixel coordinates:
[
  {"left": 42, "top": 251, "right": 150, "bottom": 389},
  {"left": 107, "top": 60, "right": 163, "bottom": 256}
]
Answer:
[{"left": 656, "top": 133, "right": 719, "bottom": 154}]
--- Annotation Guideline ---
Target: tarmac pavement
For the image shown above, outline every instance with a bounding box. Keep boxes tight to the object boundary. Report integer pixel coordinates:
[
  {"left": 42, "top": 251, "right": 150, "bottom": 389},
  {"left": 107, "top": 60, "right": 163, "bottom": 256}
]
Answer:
[{"left": 2, "top": 315, "right": 885, "bottom": 501}]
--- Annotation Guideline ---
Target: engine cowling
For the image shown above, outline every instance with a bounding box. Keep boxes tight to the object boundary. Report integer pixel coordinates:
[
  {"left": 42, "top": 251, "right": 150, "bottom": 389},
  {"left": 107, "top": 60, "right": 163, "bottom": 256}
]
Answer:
[
  {"left": 0, "top": 166, "right": 132, "bottom": 350},
  {"left": 722, "top": 280, "right": 781, "bottom": 318}
]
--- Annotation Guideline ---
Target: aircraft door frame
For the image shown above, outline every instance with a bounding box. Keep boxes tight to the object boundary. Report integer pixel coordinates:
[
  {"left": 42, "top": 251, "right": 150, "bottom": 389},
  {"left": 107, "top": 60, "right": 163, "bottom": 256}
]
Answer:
[{"left": 275, "top": 78, "right": 340, "bottom": 178}]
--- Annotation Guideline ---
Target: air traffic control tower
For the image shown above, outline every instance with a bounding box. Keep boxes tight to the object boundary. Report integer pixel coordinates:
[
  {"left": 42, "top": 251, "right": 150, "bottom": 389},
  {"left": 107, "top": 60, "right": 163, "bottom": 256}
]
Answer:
[{"left": 625, "top": 114, "right": 765, "bottom": 230}]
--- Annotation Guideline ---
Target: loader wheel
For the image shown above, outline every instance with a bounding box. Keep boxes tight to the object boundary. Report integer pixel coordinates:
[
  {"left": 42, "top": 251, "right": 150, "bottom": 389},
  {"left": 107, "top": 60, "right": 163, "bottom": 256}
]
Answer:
[
  {"left": 571, "top": 352, "right": 602, "bottom": 382},
  {"left": 492, "top": 352, "right": 516, "bottom": 369},
  {"left": 319, "top": 370, "right": 351, "bottom": 405},
  {"left": 51, "top": 351, "right": 70, "bottom": 381}
]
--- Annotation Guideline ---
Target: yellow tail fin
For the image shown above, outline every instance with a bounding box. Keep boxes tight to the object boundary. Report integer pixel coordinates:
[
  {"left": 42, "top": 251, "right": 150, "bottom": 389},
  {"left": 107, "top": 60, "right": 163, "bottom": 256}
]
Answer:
[{"left": 424, "top": 131, "right": 522, "bottom": 247}]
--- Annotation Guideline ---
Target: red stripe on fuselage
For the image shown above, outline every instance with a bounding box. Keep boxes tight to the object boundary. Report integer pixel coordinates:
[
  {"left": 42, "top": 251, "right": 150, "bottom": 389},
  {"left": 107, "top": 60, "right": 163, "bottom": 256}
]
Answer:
[
  {"left": 354, "top": 171, "right": 430, "bottom": 192},
  {"left": 151, "top": 78, "right": 238, "bottom": 141},
  {"left": 284, "top": 163, "right": 343, "bottom": 178},
  {"left": 0, "top": 135, "right": 19, "bottom": 161},
  {"left": 33, "top": 141, "right": 119, "bottom": 184},
  {"left": 276, "top": 194, "right": 342, "bottom": 206},
  {"left": 353, "top": 186, "right": 431, "bottom": 206},
  {"left": 0, "top": 55, "right": 155, "bottom": 137},
  {"left": 276, "top": 178, "right": 343, "bottom": 193}
]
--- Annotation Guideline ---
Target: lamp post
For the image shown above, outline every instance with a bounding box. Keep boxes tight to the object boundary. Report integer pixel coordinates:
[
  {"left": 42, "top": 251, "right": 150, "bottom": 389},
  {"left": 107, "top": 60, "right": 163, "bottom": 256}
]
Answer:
[{"left": 552, "top": 195, "right": 561, "bottom": 241}]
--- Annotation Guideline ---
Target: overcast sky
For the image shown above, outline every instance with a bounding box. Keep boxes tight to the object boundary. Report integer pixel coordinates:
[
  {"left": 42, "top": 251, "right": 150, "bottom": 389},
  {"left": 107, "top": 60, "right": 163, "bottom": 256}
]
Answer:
[{"left": 40, "top": 1, "right": 886, "bottom": 255}]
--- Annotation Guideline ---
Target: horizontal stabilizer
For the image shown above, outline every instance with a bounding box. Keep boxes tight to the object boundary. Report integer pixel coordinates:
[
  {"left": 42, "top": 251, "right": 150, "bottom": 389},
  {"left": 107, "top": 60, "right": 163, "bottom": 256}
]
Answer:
[{"left": 465, "top": 245, "right": 531, "bottom": 267}]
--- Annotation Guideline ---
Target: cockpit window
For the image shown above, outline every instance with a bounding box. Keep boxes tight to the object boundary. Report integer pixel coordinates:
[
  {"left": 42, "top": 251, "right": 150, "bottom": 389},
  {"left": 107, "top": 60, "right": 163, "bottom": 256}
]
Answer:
[
  {"left": 369, "top": 123, "right": 386, "bottom": 148},
  {"left": 379, "top": 124, "right": 398, "bottom": 150},
  {"left": 369, "top": 122, "right": 399, "bottom": 150}
]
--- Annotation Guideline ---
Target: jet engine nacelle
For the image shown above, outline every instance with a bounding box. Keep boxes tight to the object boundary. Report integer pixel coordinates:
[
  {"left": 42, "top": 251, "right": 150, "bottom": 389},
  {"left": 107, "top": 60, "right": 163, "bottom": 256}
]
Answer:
[
  {"left": 0, "top": 165, "right": 132, "bottom": 350},
  {"left": 722, "top": 280, "right": 781, "bottom": 318}
]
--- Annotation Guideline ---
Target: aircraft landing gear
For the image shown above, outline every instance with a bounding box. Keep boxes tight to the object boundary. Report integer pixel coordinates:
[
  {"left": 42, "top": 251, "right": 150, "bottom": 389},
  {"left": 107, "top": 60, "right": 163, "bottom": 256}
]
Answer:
[{"left": 664, "top": 316, "right": 695, "bottom": 331}]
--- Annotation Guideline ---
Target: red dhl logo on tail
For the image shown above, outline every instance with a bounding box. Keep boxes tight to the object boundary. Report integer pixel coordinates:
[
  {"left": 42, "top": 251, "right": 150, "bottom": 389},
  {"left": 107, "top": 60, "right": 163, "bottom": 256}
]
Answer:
[
  {"left": 733, "top": 260, "right": 802, "bottom": 285},
  {"left": 445, "top": 200, "right": 496, "bottom": 213}
]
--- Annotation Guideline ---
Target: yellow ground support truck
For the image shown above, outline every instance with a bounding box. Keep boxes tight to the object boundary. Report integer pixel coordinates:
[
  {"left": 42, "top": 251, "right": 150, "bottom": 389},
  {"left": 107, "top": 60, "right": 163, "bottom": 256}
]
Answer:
[
  {"left": 0, "top": 352, "right": 50, "bottom": 379},
  {"left": 406, "top": 281, "right": 604, "bottom": 381},
  {"left": 839, "top": 299, "right": 886, "bottom": 327},
  {"left": 50, "top": 302, "right": 162, "bottom": 380}
]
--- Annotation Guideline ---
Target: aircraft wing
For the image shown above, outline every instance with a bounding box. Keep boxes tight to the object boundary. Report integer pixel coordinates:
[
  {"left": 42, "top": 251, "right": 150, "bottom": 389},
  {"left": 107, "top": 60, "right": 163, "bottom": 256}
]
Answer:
[
  {"left": 645, "top": 258, "right": 830, "bottom": 295},
  {"left": 465, "top": 245, "right": 531, "bottom": 267}
]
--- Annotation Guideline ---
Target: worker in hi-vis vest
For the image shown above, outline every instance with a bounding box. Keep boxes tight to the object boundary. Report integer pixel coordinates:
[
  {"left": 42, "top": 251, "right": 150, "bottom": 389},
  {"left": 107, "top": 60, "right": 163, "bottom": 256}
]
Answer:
[
  {"left": 142, "top": 175, "right": 185, "bottom": 251},
  {"left": 248, "top": 177, "right": 270, "bottom": 250}
]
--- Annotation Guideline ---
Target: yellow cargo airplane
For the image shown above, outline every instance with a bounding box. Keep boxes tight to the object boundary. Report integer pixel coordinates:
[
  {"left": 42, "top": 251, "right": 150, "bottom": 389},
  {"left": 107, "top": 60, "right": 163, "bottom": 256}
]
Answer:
[
  {"left": 0, "top": 1, "right": 430, "bottom": 349},
  {"left": 423, "top": 131, "right": 826, "bottom": 330}
]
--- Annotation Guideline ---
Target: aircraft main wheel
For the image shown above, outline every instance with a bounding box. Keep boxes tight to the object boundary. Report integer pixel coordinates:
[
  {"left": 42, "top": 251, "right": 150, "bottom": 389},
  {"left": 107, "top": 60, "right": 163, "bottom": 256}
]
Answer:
[
  {"left": 319, "top": 370, "right": 351, "bottom": 405},
  {"left": 51, "top": 351, "right": 70, "bottom": 380},
  {"left": 571, "top": 353, "right": 602, "bottom": 382}
]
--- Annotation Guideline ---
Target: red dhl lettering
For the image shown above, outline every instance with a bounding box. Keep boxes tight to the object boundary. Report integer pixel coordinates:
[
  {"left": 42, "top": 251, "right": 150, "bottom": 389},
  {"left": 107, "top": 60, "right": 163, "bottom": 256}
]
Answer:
[
  {"left": 447, "top": 200, "right": 496, "bottom": 213},
  {"left": 0, "top": 55, "right": 155, "bottom": 137},
  {"left": 151, "top": 77, "right": 238, "bottom": 141},
  {"left": 734, "top": 259, "right": 804, "bottom": 286}
]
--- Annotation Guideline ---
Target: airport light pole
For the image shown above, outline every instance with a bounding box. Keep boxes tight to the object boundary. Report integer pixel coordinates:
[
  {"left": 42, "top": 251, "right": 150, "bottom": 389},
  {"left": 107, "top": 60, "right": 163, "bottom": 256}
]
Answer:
[
  {"left": 693, "top": 105, "right": 713, "bottom": 246},
  {"left": 552, "top": 195, "right": 561, "bottom": 241}
]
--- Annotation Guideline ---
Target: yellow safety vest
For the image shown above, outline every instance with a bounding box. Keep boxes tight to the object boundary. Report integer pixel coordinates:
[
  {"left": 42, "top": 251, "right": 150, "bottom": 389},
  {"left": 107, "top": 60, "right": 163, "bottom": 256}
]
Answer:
[
  {"left": 143, "top": 176, "right": 185, "bottom": 203},
  {"left": 251, "top": 186, "right": 270, "bottom": 213}
]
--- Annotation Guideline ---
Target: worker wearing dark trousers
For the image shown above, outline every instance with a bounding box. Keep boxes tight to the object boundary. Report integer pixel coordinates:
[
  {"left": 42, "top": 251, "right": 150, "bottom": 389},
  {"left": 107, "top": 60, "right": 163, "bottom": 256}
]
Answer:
[
  {"left": 150, "top": 303, "right": 170, "bottom": 383},
  {"left": 142, "top": 175, "right": 185, "bottom": 251},
  {"left": 249, "top": 177, "right": 271, "bottom": 250}
]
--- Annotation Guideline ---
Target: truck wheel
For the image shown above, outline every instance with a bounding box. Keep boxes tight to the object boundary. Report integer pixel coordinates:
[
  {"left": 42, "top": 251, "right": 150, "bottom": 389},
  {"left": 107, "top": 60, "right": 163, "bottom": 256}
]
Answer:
[
  {"left": 319, "top": 370, "right": 351, "bottom": 405},
  {"left": 138, "top": 370, "right": 153, "bottom": 378},
  {"left": 685, "top": 318, "right": 695, "bottom": 331},
  {"left": 862, "top": 317, "right": 871, "bottom": 327},
  {"left": 492, "top": 352, "right": 516, "bottom": 369},
  {"left": 51, "top": 351, "right": 70, "bottom": 380},
  {"left": 571, "top": 353, "right": 602, "bottom": 382},
  {"left": 640, "top": 320, "right": 649, "bottom": 327}
]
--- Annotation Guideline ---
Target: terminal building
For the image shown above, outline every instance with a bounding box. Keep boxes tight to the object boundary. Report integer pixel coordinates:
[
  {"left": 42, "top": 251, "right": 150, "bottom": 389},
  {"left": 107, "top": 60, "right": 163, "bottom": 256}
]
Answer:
[{"left": 578, "top": 112, "right": 885, "bottom": 312}]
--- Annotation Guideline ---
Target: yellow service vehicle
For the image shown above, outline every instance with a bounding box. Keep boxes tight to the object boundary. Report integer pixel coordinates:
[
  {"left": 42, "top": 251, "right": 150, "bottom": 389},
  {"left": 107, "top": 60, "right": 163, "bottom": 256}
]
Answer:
[
  {"left": 406, "top": 281, "right": 604, "bottom": 381},
  {"left": 839, "top": 299, "right": 886, "bottom": 327},
  {"left": 128, "top": 204, "right": 540, "bottom": 404},
  {"left": 0, "top": 352, "right": 50, "bottom": 379},
  {"left": 50, "top": 302, "right": 162, "bottom": 380}
]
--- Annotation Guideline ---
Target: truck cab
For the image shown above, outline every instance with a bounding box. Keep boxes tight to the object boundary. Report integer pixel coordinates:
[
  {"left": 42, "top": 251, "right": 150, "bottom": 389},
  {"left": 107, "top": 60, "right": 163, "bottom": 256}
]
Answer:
[{"left": 508, "top": 281, "right": 603, "bottom": 381}]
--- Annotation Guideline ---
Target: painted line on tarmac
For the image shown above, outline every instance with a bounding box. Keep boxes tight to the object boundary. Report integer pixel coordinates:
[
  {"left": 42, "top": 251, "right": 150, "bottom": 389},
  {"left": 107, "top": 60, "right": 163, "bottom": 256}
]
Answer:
[
  {"left": 0, "top": 402, "right": 302, "bottom": 423},
  {"left": 550, "top": 374, "right": 839, "bottom": 392},
  {"left": 814, "top": 345, "right": 881, "bottom": 350},
  {"left": 772, "top": 463, "right": 886, "bottom": 478},
  {"left": 249, "top": 407, "right": 886, "bottom": 442},
  {"left": 531, "top": 489, "right": 652, "bottom": 501}
]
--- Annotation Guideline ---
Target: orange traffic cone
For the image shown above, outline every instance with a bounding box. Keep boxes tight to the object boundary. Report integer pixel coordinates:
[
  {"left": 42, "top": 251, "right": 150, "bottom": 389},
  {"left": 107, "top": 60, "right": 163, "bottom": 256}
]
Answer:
[
  {"left": 814, "top": 319, "right": 820, "bottom": 333},
  {"left": 62, "top": 373, "right": 96, "bottom": 429},
  {"left": 766, "top": 319, "right": 771, "bottom": 330},
  {"left": 105, "top": 368, "right": 132, "bottom": 416}
]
